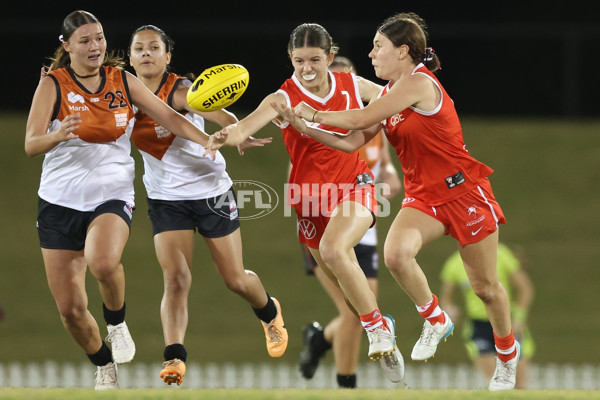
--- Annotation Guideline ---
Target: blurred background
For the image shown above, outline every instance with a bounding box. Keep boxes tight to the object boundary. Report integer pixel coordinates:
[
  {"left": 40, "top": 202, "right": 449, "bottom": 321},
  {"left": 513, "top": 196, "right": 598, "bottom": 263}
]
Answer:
[{"left": 0, "top": 1, "right": 599, "bottom": 389}]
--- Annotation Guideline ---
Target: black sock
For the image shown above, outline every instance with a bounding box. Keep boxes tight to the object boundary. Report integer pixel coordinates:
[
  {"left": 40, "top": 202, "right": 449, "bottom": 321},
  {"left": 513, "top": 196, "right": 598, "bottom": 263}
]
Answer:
[
  {"left": 103, "top": 302, "right": 126, "bottom": 326},
  {"left": 164, "top": 343, "right": 187, "bottom": 362},
  {"left": 312, "top": 328, "right": 332, "bottom": 354},
  {"left": 87, "top": 341, "right": 113, "bottom": 366},
  {"left": 252, "top": 294, "right": 277, "bottom": 323},
  {"left": 337, "top": 374, "right": 357, "bottom": 388}
]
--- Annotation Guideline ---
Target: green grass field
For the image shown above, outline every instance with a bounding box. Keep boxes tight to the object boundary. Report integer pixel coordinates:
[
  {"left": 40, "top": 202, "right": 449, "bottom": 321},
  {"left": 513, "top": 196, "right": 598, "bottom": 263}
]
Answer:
[
  {"left": 1, "top": 388, "right": 599, "bottom": 400},
  {"left": 1, "top": 113, "right": 599, "bottom": 370}
]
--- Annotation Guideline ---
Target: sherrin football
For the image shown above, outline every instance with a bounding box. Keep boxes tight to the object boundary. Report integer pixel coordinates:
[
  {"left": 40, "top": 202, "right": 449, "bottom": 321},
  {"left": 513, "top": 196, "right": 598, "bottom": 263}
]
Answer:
[{"left": 186, "top": 64, "right": 249, "bottom": 111}]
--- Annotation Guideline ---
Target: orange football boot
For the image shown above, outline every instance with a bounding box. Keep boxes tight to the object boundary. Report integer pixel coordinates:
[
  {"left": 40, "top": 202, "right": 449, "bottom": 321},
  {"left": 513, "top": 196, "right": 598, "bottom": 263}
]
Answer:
[
  {"left": 160, "top": 358, "right": 186, "bottom": 386},
  {"left": 261, "top": 297, "right": 288, "bottom": 357}
]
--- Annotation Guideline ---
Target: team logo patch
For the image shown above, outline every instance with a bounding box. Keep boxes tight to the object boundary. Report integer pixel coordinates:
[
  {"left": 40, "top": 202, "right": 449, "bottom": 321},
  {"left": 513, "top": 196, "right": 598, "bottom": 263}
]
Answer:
[
  {"left": 444, "top": 170, "right": 465, "bottom": 189},
  {"left": 465, "top": 204, "right": 485, "bottom": 232},
  {"left": 229, "top": 199, "right": 238, "bottom": 220},
  {"left": 123, "top": 202, "right": 134, "bottom": 220}
]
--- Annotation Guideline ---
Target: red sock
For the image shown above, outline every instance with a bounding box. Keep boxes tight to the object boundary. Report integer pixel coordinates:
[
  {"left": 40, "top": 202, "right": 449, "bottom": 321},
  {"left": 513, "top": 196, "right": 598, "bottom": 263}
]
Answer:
[
  {"left": 359, "top": 309, "right": 388, "bottom": 332},
  {"left": 416, "top": 294, "right": 446, "bottom": 325},
  {"left": 494, "top": 330, "right": 517, "bottom": 362}
]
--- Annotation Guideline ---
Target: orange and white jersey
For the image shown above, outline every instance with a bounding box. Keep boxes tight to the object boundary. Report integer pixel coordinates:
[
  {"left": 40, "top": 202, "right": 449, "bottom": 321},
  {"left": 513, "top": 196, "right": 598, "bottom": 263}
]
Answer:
[
  {"left": 131, "top": 72, "right": 231, "bottom": 201},
  {"left": 275, "top": 71, "right": 372, "bottom": 204},
  {"left": 358, "top": 132, "right": 384, "bottom": 179},
  {"left": 40, "top": 66, "right": 136, "bottom": 211},
  {"left": 381, "top": 63, "right": 493, "bottom": 206},
  {"left": 356, "top": 133, "right": 384, "bottom": 247}
]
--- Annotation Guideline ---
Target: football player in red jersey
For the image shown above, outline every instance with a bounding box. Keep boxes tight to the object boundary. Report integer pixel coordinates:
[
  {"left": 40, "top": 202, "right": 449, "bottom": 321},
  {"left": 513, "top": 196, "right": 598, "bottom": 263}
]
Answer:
[
  {"left": 207, "top": 23, "right": 404, "bottom": 383},
  {"left": 272, "top": 12, "right": 518, "bottom": 391}
]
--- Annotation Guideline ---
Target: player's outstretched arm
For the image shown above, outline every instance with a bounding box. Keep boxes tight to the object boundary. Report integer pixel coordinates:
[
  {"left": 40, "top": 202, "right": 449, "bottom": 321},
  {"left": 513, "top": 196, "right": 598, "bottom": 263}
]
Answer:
[{"left": 270, "top": 101, "right": 378, "bottom": 153}]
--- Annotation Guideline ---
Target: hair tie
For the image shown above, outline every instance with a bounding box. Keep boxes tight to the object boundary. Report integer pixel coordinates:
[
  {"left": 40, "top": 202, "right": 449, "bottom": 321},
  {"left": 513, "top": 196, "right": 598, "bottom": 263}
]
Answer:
[
  {"left": 423, "top": 47, "right": 435, "bottom": 62},
  {"left": 58, "top": 34, "right": 64, "bottom": 43}
]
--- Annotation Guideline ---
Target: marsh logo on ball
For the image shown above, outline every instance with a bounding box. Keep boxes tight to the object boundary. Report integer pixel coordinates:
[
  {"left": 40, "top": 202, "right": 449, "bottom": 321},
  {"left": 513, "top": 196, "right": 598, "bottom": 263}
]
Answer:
[{"left": 187, "top": 64, "right": 249, "bottom": 111}]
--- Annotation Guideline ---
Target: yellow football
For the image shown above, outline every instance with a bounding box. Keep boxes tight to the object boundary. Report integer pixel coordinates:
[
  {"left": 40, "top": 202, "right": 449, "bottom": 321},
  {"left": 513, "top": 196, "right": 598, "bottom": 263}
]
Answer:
[{"left": 186, "top": 64, "right": 249, "bottom": 111}]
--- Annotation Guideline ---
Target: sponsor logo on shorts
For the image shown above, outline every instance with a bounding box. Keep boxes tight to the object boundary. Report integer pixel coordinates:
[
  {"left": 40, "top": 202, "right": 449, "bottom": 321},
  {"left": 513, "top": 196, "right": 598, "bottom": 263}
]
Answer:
[
  {"left": 297, "top": 219, "right": 317, "bottom": 240},
  {"left": 471, "top": 226, "right": 483, "bottom": 236},
  {"left": 123, "top": 202, "right": 134, "bottom": 220},
  {"left": 465, "top": 205, "right": 485, "bottom": 232},
  {"left": 229, "top": 199, "right": 239, "bottom": 220}
]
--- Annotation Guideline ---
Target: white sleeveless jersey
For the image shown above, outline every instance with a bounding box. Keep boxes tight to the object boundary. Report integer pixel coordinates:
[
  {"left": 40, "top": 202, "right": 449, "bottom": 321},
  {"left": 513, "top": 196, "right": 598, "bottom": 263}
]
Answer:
[
  {"left": 130, "top": 72, "right": 232, "bottom": 201},
  {"left": 136, "top": 112, "right": 232, "bottom": 201},
  {"left": 39, "top": 66, "right": 136, "bottom": 211}
]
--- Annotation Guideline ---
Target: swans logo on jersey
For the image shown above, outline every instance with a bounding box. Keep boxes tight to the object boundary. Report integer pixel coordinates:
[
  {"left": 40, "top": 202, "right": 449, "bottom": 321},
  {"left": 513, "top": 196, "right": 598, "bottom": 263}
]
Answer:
[
  {"left": 67, "top": 92, "right": 89, "bottom": 112},
  {"left": 209, "top": 180, "right": 279, "bottom": 220},
  {"left": 297, "top": 219, "right": 317, "bottom": 240},
  {"left": 402, "top": 197, "right": 416, "bottom": 205}
]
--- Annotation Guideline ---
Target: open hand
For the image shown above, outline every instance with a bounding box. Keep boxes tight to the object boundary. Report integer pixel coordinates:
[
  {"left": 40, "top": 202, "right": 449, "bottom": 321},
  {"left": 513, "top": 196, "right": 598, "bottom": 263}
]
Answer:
[
  {"left": 57, "top": 113, "right": 81, "bottom": 141},
  {"left": 237, "top": 136, "right": 272, "bottom": 156},
  {"left": 203, "top": 127, "right": 229, "bottom": 160}
]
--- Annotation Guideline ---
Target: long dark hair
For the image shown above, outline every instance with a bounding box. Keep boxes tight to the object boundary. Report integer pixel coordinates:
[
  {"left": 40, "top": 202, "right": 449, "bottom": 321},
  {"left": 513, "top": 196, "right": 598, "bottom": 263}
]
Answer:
[
  {"left": 378, "top": 12, "right": 441, "bottom": 72},
  {"left": 47, "top": 10, "right": 125, "bottom": 72}
]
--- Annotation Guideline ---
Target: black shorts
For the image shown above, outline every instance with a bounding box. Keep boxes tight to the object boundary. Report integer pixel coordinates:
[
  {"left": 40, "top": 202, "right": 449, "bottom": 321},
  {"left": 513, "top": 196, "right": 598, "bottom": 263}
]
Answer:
[
  {"left": 37, "top": 197, "right": 134, "bottom": 251},
  {"left": 301, "top": 243, "right": 379, "bottom": 278},
  {"left": 470, "top": 319, "right": 496, "bottom": 355},
  {"left": 147, "top": 187, "right": 240, "bottom": 238},
  {"left": 354, "top": 243, "right": 379, "bottom": 278}
]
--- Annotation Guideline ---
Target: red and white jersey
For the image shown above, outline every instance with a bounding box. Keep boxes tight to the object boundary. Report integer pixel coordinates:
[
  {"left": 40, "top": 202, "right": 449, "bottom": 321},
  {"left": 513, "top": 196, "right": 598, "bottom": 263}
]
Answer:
[
  {"left": 131, "top": 72, "right": 231, "bottom": 201},
  {"left": 275, "top": 71, "right": 372, "bottom": 203},
  {"left": 381, "top": 63, "right": 493, "bottom": 206},
  {"left": 40, "top": 66, "right": 136, "bottom": 211}
]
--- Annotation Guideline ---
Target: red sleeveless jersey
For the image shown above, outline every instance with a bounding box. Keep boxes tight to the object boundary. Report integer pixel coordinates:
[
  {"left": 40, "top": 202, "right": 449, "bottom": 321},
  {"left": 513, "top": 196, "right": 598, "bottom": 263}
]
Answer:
[
  {"left": 131, "top": 72, "right": 182, "bottom": 160},
  {"left": 276, "top": 71, "right": 371, "bottom": 199},
  {"left": 381, "top": 64, "right": 493, "bottom": 206},
  {"left": 48, "top": 66, "right": 134, "bottom": 143}
]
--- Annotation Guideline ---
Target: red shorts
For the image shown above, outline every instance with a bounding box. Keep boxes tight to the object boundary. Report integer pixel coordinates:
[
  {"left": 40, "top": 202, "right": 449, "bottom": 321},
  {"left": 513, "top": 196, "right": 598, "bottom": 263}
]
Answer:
[
  {"left": 401, "top": 178, "right": 505, "bottom": 245},
  {"left": 294, "top": 184, "right": 377, "bottom": 249}
]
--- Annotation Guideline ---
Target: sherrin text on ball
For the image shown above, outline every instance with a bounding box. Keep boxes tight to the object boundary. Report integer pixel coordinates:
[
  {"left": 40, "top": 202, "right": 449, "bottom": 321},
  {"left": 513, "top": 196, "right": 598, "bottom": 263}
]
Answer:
[{"left": 186, "top": 64, "right": 249, "bottom": 111}]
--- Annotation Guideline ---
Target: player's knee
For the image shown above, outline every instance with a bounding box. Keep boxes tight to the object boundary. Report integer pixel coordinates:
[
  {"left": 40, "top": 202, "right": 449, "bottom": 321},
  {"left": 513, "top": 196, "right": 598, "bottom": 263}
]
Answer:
[
  {"left": 318, "top": 240, "right": 346, "bottom": 270},
  {"left": 223, "top": 275, "right": 248, "bottom": 295},
  {"left": 383, "top": 243, "right": 415, "bottom": 275},
  {"left": 471, "top": 281, "right": 498, "bottom": 304},
  {"left": 164, "top": 270, "right": 191, "bottom": 294},
  {"left": 88, "top": 255, "right": 121, "bottom": 282},
  {"left": 57, "top": 301, "right": 87, "bottom": 323}
]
